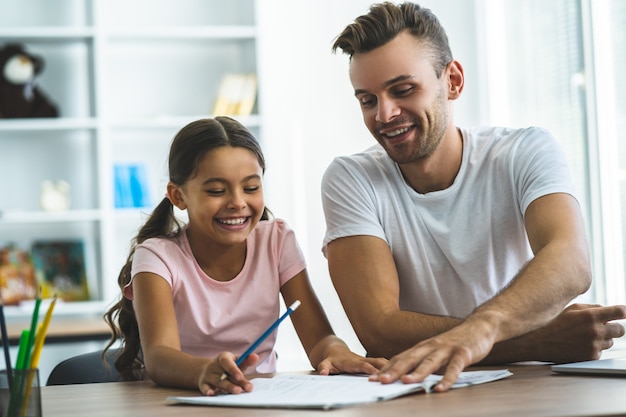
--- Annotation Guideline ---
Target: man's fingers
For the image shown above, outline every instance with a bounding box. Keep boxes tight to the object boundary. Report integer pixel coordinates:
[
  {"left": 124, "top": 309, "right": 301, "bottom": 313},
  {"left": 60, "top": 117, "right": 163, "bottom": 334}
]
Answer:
[
  {"left": 432, "top": 355, "right": 467, "bottom": 392},
  {"left": 373, "top": 358, "right": 417, "bottom": 383},
  {"left": 598, "top": 305, "right": 626, "bottom": 323},
  {"left": 398, "top": 353, "right": 448, "bottom": 383},
  {"left": 606, "top": 321, "right": 626, "bottom": 338},
  {"left": 375, "top": 348, "right": 445, "bottom": 384},
  {"left": 573, "top": 304, "right": 626, "bottom": 322}
]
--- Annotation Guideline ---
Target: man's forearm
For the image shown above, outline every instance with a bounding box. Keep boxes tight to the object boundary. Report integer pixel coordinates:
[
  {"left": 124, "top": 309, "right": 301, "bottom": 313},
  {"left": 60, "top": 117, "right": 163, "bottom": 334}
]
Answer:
[{"left": 358, "top": 311, "right": 461, "bottom": 358}]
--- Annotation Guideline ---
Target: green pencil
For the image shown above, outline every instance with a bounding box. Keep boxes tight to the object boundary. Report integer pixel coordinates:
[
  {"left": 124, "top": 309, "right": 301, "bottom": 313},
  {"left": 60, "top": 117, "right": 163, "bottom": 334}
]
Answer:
[
  {"left": 22, "top": 295, "right": 42, "bottom": 369},
  {"left": 14, "top": 330, "right": 30, "bottom": 371}
]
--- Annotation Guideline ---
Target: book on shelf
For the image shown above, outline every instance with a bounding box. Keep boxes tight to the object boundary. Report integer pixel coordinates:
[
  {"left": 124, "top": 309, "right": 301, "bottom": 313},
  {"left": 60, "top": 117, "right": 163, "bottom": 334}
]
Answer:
[
  {"left": 30, "top": 240, "right": 90, "bottom": 302},
  {"left": 212, "top": 73, "right": 257, "bottom": 117},
  {"left": 0, "top": 246, "right": 38, "bottom": 305},
  {"left": 114, "top": 163, "right": 151, "bottom": 209}
]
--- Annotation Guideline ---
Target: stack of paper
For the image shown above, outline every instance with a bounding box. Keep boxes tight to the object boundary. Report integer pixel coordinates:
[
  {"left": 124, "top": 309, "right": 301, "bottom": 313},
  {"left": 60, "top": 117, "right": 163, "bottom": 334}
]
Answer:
[{"left": 166, "top": 369, "right": 512, "bottom": 410}]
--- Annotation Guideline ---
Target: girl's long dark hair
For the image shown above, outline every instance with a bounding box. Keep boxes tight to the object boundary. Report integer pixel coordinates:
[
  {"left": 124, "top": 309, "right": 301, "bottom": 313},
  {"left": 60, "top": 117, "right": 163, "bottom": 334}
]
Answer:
[{"left": 102, "top": 117, "right": 270, "bottom": 380}]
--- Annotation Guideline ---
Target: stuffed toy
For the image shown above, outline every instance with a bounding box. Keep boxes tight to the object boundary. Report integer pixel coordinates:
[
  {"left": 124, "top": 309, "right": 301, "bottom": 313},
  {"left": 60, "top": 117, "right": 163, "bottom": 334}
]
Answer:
[{"left": 0, "top": 43, "right": 59, "bottom": 118}]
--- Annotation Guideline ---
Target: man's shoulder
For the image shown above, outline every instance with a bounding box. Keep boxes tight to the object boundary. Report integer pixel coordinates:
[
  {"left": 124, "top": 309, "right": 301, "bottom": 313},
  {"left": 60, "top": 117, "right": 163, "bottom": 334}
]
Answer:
[
  {"left": 326, "top": 143, "right": 390, "bottom": 173},
  {"left": 464, "top": 125, "right": 555, "bottom": 156},
  {"left": 464, "top": 125, "right": 550, "bottom": 141}
]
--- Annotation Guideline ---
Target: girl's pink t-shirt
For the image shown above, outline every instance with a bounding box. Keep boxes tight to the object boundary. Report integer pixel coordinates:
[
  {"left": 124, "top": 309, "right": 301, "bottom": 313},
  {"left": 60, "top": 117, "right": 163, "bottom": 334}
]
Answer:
[{"left": 124, "top": 219, "right": 306, "bottom": 373}]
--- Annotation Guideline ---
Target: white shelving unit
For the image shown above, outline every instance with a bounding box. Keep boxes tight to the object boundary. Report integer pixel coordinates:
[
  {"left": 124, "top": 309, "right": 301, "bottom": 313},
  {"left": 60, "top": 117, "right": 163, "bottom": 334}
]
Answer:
[{"left": 0, "top": 0, "right": 261, "bottom": 319}]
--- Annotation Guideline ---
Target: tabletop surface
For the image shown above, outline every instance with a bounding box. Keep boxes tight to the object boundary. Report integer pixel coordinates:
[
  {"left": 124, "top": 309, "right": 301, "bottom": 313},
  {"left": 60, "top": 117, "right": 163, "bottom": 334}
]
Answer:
[{"left": 40, "top": 361, "right": 626, "bottom": 417}]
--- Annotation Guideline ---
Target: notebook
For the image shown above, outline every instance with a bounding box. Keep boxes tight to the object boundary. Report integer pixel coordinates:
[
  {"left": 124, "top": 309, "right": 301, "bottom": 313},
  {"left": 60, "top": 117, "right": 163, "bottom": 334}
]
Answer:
[
  {"left": 166, "top": 370, "right": 513, "bottom": 410},
  {"left": 551, "top": 358, "right": 626, "bottom": 376}
]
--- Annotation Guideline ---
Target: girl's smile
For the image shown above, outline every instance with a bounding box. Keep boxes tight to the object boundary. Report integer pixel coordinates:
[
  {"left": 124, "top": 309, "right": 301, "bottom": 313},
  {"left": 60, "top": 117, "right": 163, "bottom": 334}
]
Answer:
[{"left": 215, "top": 216, "right": 252, "bottom": 230}]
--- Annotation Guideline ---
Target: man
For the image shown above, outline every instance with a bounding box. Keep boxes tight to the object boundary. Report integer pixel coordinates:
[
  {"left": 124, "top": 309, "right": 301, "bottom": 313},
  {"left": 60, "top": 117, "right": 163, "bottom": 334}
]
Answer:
[{"left": 321, "top": 1, "right": 626, "bottom": 392}]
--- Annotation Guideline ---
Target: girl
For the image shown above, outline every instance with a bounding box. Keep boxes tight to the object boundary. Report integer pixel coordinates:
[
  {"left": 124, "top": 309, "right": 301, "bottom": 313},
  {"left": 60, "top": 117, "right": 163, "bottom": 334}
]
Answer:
[{"left": 103, "top": 117, "right": 386, "bottom": 395}]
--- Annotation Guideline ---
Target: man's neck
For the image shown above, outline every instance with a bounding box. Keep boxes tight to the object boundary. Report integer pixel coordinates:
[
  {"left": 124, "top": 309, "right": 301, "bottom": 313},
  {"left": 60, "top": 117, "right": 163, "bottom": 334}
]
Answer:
[{"left": 399, "top": 127, "right": 463, "bottom": 194}]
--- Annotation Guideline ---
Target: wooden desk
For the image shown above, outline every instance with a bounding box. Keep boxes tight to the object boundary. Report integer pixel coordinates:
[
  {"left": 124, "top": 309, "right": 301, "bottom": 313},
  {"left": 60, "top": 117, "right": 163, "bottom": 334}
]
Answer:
[{"left": 40, "top": 363, "right": 626, "bottom": 417}]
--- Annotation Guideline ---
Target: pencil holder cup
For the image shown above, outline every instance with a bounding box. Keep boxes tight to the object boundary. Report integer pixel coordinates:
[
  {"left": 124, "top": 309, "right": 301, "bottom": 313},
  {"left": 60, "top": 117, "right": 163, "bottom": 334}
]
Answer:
[{"left": 0, "top": 369, "right": 42, "bottom": 417}]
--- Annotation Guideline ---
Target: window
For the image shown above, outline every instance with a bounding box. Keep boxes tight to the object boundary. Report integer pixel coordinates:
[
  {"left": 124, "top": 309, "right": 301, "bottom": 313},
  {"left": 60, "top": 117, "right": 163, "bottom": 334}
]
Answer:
[
  {"left": 589, "top": 0, "right": 626, "bottom": 305},
  {"left": 481, "top": 0, "right": 626, "bottom": 305}
]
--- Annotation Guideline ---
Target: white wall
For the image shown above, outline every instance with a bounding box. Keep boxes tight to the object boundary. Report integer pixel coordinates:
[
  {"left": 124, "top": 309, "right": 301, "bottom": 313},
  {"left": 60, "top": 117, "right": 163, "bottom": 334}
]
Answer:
[{"left": 256, "top": 0, "right": 482, "bottom": 370}]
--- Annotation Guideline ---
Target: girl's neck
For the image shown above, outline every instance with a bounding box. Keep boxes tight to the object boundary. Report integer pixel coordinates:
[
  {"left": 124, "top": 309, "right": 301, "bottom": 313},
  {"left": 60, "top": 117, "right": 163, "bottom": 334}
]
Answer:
[{"left": 186, "top": 228, "right": 247, "bottom": 282}]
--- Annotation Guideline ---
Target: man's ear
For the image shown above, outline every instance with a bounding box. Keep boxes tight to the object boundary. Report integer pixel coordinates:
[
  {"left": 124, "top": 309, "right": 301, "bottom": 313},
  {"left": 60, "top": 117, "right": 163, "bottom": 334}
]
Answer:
[
  {"left": 167, "top": 182, "right": 187, "bottom": 210},
  {"left": 447, "top": 60, "right": 464, "bottom": 99}
]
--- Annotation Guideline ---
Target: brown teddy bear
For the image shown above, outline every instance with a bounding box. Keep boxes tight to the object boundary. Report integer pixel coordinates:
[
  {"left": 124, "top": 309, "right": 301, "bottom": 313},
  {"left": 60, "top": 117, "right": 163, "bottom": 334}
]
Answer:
[{"left": 0, "top": 43, "right": 59, "bottom": 118}]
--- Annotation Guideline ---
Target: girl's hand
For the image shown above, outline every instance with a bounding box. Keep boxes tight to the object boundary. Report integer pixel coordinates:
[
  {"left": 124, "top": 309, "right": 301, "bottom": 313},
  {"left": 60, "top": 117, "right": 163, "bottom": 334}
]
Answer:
[
  {"left": 316, "top": 344, "right": 388, "bottom": 375},
  {"left": 198, "top": 352, "right": 259, "bottom": 395}
]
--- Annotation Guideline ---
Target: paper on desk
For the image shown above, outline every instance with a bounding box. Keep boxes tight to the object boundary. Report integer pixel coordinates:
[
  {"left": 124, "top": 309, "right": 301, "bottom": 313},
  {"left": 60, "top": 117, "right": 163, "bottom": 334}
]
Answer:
[{"left": 165, "top": 369, "right": 512, "bottom": 410}]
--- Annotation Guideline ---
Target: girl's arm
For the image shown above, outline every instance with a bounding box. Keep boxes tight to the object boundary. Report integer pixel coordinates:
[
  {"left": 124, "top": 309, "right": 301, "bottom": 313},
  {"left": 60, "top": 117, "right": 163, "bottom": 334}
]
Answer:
[
  {"left": 132, "top": 272, "right": 258, "bottom": 394},
  {"left": 280, "top": 269, "right": 387, "bottom": 374}
]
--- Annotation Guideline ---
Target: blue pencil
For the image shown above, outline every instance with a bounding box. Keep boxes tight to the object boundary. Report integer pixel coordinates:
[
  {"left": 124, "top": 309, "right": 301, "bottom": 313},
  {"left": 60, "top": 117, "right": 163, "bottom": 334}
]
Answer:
[
  {"left": 220, "top": 300, "right": 301, "bottom": 380},
  {"left": 236, "top": 300, "right": 301, "bottom": 366}
]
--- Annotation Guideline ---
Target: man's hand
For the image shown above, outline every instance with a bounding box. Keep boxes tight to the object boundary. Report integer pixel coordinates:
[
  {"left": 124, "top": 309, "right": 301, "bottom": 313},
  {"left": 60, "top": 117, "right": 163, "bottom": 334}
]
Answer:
[
  {"left": 369, "top": 304, "right": 626, "bottom": 392},
  {"left": 370, "top": 317, "right": 498, "bottom": 392},
  {"left": 510, "top": 304, "right": 626, "bottom": 363}
]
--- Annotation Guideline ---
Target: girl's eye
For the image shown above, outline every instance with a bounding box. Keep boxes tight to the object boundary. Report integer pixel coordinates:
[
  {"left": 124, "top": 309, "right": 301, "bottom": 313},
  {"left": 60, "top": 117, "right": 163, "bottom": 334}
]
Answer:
[
  {"left": 206, "top": 189, "right": 225, "bottom": 196},
  {"left": 244, "top": 185, "right": 260, "bottom": 193}
]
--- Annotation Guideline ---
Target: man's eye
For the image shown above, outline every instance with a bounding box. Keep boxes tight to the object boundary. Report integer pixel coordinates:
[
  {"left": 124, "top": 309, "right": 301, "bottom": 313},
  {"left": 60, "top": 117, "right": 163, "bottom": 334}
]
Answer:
[
  {"left": 393, "top": 86, "right": 414, "bottom": 97},
  {"left": 359, "top": 95, "right": 376, "bottom": 107}
]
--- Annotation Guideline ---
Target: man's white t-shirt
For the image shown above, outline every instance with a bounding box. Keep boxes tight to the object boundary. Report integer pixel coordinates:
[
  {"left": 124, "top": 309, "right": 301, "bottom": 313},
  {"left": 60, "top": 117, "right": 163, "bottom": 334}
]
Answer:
[{"left": 321, "top": 126, "right": 576, "bottom": 318}]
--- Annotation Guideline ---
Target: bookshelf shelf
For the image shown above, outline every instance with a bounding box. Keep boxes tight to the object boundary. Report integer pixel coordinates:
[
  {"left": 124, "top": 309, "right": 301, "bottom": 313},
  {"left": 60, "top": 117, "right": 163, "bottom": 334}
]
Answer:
[
  {"left": 106, "top": 26, "right": 257, "bottom": 40},
  {"left": 0, "top": 210, "right": 102, "bottom": 224},
  {"left": 108, "top": 114, "right": 261, "bottom": 130},
  {"left": 0, "top": 118, "right": 98, "bottom": 131},
  {"left": 0, "top": 28, "right": 96, "bottom": 40}
]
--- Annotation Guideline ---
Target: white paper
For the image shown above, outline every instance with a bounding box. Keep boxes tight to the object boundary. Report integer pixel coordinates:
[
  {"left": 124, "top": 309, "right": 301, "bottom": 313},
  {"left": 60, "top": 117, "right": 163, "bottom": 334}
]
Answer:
[{"left": 166, "top": 369, "right": 512, "bottom": 410}]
